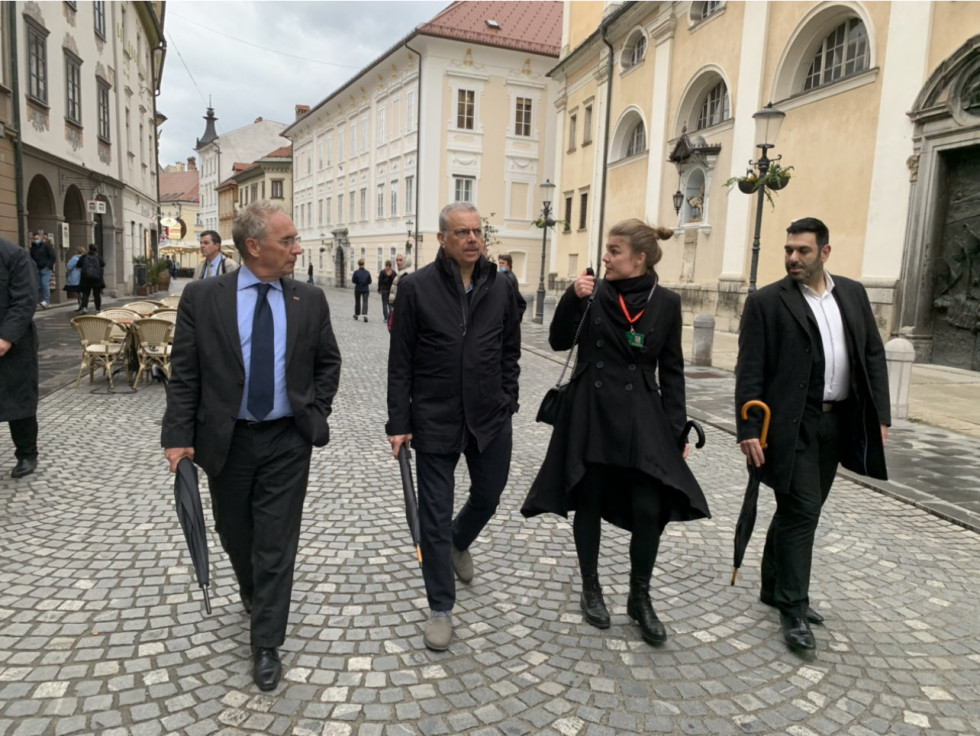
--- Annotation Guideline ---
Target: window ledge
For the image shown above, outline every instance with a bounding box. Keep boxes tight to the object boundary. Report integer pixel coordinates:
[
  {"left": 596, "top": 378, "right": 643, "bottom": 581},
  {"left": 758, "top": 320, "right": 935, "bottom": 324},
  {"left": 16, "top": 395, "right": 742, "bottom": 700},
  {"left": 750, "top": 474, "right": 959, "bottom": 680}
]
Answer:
[
  {"left": 582, "top": 139, "right": 593, "bottom": 148},
  {"left": 776, "top": 67, "right": 879, "bottom": 113},
  {"left": 26, "top": 96, "right": 49, "bottom": 112},
  {"left": 65, "top": 118, "right": 83, "bottom": 131},
  {"left": 688, "top": 6, "right": 726, "bottom": 32},
  {"left": 619, "top": 61, "right": 646, "bottom": 79},
  {"left": 608, "top": 150, "right": 649, "bottom": 170}
]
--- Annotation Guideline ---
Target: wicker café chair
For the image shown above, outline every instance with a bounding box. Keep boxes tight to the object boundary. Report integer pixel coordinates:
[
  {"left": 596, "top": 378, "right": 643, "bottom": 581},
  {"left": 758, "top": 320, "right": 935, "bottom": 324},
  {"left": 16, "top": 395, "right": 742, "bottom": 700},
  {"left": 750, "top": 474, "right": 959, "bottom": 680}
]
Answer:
[
  {"left": 125, "top": 301, "right": 159, "bottom": 317},
  {"left": 160, "top": 295, "right": 181, "bottom": 309},
  {"left": 99, "top": 308, "right": 141, "bottom": 344},
  {"left": 70, "top": 315, "right": 131, "bottom": 389},
  {"left": 132, "top": 317, "right": 174, "bottom": 386},
  {"left": 152, "top": 310, "right": 178, "bottom": 325}
]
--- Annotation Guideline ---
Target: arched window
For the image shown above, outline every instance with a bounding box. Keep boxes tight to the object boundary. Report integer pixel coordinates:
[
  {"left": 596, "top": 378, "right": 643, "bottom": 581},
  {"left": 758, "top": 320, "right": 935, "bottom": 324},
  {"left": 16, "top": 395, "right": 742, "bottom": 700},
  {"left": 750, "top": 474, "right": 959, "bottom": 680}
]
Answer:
[
  {"left": 696, "top": 81, "right": 730, "bottom": 130},
  {"left": 804, "top": 18, "right": 869, "bottom": 91},
  {"left": 626, "top": 122, "right": 646, "bottom": 157},
  {"left": 692, "top": 1, "right": 722, "bottom": 22},
  {"left": 622, "top": 32, "right": 646, "bottom": 71}
]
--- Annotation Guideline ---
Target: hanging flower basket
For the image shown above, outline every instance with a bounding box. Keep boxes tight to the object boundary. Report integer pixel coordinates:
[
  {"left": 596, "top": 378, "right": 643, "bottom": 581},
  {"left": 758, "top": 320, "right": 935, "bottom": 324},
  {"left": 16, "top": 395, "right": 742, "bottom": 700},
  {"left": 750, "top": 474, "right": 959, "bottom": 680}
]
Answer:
[{"left": 737, "top": 178, "right": 760, "bottom": 194}]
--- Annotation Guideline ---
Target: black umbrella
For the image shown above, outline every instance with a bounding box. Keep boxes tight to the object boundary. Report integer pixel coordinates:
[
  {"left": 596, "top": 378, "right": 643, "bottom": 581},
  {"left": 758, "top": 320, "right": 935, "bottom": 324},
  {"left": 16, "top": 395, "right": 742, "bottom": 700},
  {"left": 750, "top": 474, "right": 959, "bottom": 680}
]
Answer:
[
  {"left": 174, "top": 457, "right": 212, "bottom": 613},
  {"left": 398, "top": 445, "right": 422, "bottom": 565},
  {"left": 731, "top": 400, "right": 772, "bottom": 586},
  {"left": 682, "top": 419, "right": 706, "bottom": 449}
]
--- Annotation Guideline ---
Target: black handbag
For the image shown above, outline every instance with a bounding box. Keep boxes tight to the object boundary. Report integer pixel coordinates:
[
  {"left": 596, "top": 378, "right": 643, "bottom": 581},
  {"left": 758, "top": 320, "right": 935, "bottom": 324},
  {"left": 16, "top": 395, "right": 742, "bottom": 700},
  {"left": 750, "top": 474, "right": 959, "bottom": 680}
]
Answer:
[{"left": 536, "top": 294, "right": 594, "bottom": 425}]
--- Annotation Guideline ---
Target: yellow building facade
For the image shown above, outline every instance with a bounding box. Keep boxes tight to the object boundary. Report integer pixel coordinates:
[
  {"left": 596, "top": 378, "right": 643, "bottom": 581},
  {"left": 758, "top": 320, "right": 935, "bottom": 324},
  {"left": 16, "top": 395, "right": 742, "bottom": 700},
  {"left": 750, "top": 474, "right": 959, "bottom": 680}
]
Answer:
[{"left": 551, "top": 1, "right": 980, "bottom": 370}]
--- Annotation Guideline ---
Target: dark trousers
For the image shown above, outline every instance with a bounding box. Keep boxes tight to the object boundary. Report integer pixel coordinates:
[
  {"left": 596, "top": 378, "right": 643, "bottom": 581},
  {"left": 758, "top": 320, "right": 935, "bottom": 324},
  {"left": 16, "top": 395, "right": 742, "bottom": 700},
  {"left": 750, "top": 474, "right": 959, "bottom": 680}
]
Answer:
[
  {"left": 380, "top": 291, "right": 391, "bottom": 320},
  {"left": 80, "top": 284, "right": 102, "bottom": 311},
  {"left": 8, "top": 416, "right": 38, "bottom": 460},
  {"left": 206, "top": 419, "right": 312, "bottom": 648},
  {"left": 354, "top": 292, "right": 368, "bottom": 317},
  {"left": 761, "top": 408, "right": 840, "bottom": 618},
  {"left": 573, "top": 465, "right": 672, "bottom": 581},
  {"left": 415, "top": 419, "right": 512, "bottom": 612}
]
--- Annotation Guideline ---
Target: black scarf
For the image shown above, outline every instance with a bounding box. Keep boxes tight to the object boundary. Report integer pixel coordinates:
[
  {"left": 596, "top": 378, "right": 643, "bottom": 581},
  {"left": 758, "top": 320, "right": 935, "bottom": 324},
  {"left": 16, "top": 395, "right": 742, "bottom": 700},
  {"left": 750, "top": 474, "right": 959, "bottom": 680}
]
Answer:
[{"left": 602, "top": 273, "right": 657, "bottom": 317}]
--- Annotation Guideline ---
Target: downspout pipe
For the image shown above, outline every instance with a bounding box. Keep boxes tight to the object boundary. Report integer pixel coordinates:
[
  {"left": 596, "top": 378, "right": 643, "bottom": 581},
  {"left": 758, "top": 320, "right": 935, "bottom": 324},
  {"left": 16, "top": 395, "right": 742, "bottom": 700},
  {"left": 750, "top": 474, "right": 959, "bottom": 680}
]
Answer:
[
  {"left": 9, "top": 2, "right": 26, "bottom": 247},
  {"left": 405, "top": 36, "right": 422, "bottom": 269},
  {"left": 597, "top": 22, "right": 615, "bottom": 275}
]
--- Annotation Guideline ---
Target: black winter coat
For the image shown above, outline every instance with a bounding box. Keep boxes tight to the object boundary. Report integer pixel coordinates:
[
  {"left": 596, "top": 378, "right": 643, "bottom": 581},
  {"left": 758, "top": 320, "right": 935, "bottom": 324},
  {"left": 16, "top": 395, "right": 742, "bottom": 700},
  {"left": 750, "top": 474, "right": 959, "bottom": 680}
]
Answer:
[
  {"left": 522, "top": 279, "right": 710, "bottom": 529},
  {"left": 386, "top": 248, "right": 521, "bottom": 454},
  {"left": 0, "top": 239, "right": 39, "bottom": 422}
]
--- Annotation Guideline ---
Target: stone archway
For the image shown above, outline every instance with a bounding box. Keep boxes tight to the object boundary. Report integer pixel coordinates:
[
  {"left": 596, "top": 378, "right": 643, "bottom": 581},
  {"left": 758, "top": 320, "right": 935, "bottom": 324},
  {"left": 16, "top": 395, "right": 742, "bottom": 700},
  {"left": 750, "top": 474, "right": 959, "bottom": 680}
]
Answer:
[
  {"left": 899, "top": 35, "right": 980, "bottom": 370},
  {"left": 26, "top": 174, "right": 57, "bottom": 238},
  {"left": 60, "top": 185, "right": 89, "bottom": 305}
]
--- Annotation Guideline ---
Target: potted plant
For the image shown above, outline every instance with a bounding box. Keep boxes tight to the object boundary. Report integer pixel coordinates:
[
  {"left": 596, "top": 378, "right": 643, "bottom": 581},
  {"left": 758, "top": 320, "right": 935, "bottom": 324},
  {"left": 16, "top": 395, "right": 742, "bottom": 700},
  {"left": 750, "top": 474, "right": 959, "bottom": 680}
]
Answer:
[
  {"left": 725, "top": 163, "right": 794, "bottom": 207},
  {"left": 765, "top": 163, "right": 793, "bottom": 190},
  {"left": 147, "top": 259, "right": 171, "bottom": 292}
]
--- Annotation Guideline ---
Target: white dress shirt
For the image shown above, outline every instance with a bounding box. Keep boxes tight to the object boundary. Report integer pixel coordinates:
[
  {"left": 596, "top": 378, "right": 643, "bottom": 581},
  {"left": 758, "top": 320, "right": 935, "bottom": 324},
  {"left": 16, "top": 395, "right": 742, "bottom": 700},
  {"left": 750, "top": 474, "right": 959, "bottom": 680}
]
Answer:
[{"left": 800, "top": 273, "right": 850, "bottom": 401}]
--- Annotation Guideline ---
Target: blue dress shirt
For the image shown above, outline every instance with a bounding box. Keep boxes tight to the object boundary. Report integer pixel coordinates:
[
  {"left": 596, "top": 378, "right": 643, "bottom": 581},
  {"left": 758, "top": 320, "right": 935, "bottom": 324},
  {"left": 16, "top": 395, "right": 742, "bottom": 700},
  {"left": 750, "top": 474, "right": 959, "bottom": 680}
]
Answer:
[{"left": 236, "top": 265, "right": 291, "bottom": 421}]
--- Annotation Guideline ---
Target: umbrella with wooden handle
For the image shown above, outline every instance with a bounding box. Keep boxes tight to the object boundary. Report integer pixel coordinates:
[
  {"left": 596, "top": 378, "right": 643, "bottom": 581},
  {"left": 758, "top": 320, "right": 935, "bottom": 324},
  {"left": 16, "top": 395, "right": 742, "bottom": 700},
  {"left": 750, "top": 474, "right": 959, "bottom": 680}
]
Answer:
[{"left": 731, "top": 400, "right": 771, "bottom": 586}]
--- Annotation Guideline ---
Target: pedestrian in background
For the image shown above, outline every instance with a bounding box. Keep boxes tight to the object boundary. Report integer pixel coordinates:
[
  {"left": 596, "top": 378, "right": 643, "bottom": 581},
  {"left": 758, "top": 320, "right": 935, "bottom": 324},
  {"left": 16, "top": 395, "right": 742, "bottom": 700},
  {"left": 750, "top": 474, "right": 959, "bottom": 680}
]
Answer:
[
  {"left": 377, "top": 260, "right": 395, "bottom": 322},
  {"left": 162, "top": 200, "right": 342, "bottom": 691},
  {"left": 195, "top": 230, "right": 238, "bottom": 280},
  {"left": 78, "top": 245, "right": 105, "bottom": 314},
  {"left": 352, "top": 259, "right": 371, "bottom": 322},
  {"left": 387, "top": 253, "right": 412, "bottom": 329},
  {"left": 0, "top": 237, "right": 40, "bottom": 478},
  {"left": 307, "top": 262, "right": 314, "bottom": 285},
  {"left": 496, "top": 254, "right": 527, "bottom": 321},
  {"left": 29, "top": 231, "right": 55, "bottom": 309},
  {"left": 735, "top": 216, "right": 890, "bottom": 654},
  {"left": 387, "top": 202, "right": 521, "bottom": 651},
  {"left": 64, "top": 245, "right": 85, "bottom": 311},
  {"left": 522, "top": 219, "right": 709, "bottom": 646}
]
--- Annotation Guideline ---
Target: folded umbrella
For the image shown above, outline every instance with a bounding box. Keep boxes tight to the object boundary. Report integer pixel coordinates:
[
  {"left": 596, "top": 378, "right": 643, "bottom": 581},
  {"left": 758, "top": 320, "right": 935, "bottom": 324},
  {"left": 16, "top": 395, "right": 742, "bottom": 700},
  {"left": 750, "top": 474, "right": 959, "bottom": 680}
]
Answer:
[
  {"left": 682, "top": 419, "right": 706, "bottom": 449},
  {"left": 174, "top": 457, "right": 212, "bottom": 613},
  {"left": 731, "top": 400, "right": 771, "bottom": 586},
  {"left": 397, "top": 445, "right": 422, "bottom": 565}
]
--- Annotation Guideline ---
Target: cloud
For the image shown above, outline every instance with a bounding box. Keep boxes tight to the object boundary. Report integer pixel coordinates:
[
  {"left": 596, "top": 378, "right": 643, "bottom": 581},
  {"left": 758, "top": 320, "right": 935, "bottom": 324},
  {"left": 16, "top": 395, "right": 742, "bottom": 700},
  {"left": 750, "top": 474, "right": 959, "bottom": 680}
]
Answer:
[{"left": 158, "top": 1, "right": 447, "bottom": 166}]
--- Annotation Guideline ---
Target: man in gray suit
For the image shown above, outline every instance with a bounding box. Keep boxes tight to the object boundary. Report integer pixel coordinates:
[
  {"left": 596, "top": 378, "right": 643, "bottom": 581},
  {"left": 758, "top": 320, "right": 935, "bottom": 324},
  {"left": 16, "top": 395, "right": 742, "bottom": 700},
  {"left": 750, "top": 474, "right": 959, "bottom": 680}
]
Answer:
[{"left": 163, "top": 201, "right": 341, "bottom": 691}]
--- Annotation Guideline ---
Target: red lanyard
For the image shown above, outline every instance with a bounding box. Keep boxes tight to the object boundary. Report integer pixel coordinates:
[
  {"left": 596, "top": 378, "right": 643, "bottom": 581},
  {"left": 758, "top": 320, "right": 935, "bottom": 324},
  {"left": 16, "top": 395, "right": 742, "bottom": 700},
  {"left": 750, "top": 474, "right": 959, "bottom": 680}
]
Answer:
[{"left": 618, "top": 294, "right": 644, "bottom": 330}]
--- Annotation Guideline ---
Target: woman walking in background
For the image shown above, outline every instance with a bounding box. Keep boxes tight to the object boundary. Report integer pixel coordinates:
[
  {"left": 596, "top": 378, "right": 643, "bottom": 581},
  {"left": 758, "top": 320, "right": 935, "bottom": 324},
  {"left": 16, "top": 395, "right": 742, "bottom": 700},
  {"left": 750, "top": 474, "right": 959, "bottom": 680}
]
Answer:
[
  {"left": 522, "top": 219, "right": 709, "bottom": 646},
  {"left": 77, "top": 244, "right": 105, "bottom": 315},
  {"left": 64, "top": 245, "right": 85, "bottom": 311},
  {"left": 378, "top": 260, "right": 395, "bottom": 322}
]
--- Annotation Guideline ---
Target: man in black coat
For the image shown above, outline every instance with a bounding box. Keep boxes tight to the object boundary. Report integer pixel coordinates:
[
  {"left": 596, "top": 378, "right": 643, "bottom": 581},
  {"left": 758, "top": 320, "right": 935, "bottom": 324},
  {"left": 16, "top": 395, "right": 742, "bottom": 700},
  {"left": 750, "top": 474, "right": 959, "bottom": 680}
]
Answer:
[
  {"left": 386, "top": 202, "right": 521, "bottom": 651},
  {"left": 735, "top": 216, "right": 890, "bottom": 654},
  {"left": 0, "top": 238, "right": 40, "bottom": 478},
  {"left": 162, "top": 201, "right": 341, "bottom": 691},
  {"left": 496, "top": 253, "right": 527, "bottom": 320}
]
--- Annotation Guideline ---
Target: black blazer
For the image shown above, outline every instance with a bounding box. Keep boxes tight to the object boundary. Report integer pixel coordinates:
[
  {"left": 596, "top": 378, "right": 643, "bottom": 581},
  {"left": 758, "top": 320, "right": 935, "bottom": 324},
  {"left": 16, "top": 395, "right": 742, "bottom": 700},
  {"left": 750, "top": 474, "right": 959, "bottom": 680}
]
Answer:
[
  {"left": 161, "top": 269, "right": 342, "bottom": 478},
  {"left": 735, "top": 274, "right": 890, "bottom": 492}
]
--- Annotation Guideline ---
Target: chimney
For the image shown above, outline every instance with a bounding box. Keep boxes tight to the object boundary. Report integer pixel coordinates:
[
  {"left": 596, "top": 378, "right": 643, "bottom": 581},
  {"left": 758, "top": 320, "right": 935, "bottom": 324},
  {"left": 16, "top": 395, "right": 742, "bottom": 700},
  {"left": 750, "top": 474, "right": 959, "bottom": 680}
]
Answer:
[
  {"left": 254, "top": 116, "right": 263, "bottom": 123},
  {"left": 187, "top": 156, "right": 197, "bottom": 171},
  {"left": 295, "top": 104, "right": 311, "bottom": 120}
]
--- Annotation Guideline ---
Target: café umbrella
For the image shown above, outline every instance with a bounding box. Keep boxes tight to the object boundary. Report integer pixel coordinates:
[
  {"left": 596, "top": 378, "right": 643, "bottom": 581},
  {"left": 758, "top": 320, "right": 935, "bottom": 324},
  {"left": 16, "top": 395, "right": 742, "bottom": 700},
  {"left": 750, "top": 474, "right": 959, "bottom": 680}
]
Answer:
[
  {"left": 174, "top": 457, "right": 212, "bottom": 613},
  {"left": 398, "top": 445, "right": 422, "bottom": 566},
  {"left": 731, "top": 400, "right": 772, "bottom": 586}
]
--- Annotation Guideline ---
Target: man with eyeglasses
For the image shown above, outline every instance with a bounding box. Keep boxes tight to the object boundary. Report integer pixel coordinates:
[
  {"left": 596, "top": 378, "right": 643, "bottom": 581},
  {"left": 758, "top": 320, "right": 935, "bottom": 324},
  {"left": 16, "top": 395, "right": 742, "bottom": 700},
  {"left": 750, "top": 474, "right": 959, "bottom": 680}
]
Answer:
[
  {"left": 163, "top": 201, "right": 341, "bottom": 691},
  {"left": 386, "top": 202, "right": 522, "bottom": 651}
]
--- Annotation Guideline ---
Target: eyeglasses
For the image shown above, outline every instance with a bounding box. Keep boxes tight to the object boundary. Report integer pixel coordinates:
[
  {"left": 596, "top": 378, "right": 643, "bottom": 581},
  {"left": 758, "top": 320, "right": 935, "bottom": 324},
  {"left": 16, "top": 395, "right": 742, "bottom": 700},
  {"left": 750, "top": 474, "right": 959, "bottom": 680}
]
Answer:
[
  {"left": 271, "top": 236, "right": 300, "bottom": 247},
  {"left": 451, "top": 228, "right": 483, "bottom": 239}
]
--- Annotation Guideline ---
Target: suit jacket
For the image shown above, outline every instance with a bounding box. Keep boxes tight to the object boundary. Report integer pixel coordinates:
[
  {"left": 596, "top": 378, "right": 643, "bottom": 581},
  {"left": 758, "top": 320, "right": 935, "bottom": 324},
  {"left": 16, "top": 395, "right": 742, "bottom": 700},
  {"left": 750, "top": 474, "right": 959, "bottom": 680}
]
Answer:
[
  {"left": 193, "top": 254, "right": 239, "bottom": 280},
  {"left": 161, "top": 269, "right": 342, "bottom": 478},
  {"left": 0, "top": 239, "right": 39, "bottom": 422},
  {"left": 735, "top": 274, "right": 890, "bottom": 492}
]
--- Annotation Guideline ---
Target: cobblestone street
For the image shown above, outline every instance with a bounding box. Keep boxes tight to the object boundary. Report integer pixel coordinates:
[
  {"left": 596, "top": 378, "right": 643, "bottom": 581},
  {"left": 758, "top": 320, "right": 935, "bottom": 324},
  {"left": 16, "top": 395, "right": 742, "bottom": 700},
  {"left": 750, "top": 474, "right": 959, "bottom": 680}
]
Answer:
[{"left": 1, "top": 286, "right": 979, "bottom": 736}]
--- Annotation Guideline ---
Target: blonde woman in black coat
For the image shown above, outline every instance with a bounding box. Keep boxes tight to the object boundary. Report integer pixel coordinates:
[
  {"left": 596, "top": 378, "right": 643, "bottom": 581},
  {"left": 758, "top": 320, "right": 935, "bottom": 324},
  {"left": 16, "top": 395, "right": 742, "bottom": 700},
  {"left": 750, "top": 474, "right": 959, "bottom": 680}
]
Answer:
[{"left": 522, "top": 219, "right": 709, "bottom": 645}]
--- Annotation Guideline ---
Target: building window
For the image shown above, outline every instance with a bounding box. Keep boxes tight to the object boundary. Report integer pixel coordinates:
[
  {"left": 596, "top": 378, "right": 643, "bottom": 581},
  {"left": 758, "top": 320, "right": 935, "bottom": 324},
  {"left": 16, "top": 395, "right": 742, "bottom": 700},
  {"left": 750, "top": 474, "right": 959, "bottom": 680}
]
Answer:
[
  {"left": 338, "top": 130, "right": 345, "bottom": 162},
  {"left": 626, "top": 122, "right": 646, "bottom": 157},
  {"left": 338, "top": 193, "right": 344, "bottom": 225},
  {"left": 358, "top": 189, "right": 366, "bottom": 221},
  {"left": 326, "top": 134, "right": 333, "bottom": 166},
  {"left": 27, "top": 21, "right": 48, "bottom": 104},
  {"left": 563, "top": 196, "right": 572, "bottom": 233},
  {"left": 515, "top": 97, "right": 532, "bottom": 136},
  {"left": 804, "top": 18, "right": 869, "bottom": 92},
  {"left": 271, "top": 179, "right": 284, "bottom": 199},
  {"left": 361, "top": 117, "right": 368, "bottom": 153},
  {"left": 405, "top": 176, "right": 415, "bottom": 215},
  {"left": 390, "top": 181, "right": 398, "bottom": 217},
  {"left": 350, "top": 123, "right": 357, "bottom": 157},
  {"left": 377, "top": 184, "right": 385, "bottom": 219},
  {"left": 318, "top": 199, "right": 323, "bottom": 225},
  {"left": 251, "top": 184, "right": 258, "bottom": 203},
  {"left": 97, "top": 79, "right": 111, "bottom": 141},
  {"left": 378, "top": 105, "right": 386, "bottom": 145},
  {"left": 578, "top": 192, "right": 588, "bottom": 230},
  {"left": 457, "top": 89, "right": 475, "bottom": 129},
  {"left": 407, "top": 89, "right": 417, "bottom": 132},
  {"left": 326, "top": 197, "right": 333, "bottom": 226},
  {"left": 692, "top": 1, "right": 722, "bottom": 22},
  {"left": 454, "top": 176, "right": 474, "bottom": 203},
  {"left": 696, "top": 81, "right": 730, "bottom": 130},
  {"left": 622, "top": 32, "right": 646, "bottom": 70},
  {"left": 583, "top": 103, "right": 593, "bottom": 144},
  {"left": 94, "top": 0, "right": 106, "bottom": 37},
  {"left": 568, "top": 112, "right": 577, "bottom": 151}
]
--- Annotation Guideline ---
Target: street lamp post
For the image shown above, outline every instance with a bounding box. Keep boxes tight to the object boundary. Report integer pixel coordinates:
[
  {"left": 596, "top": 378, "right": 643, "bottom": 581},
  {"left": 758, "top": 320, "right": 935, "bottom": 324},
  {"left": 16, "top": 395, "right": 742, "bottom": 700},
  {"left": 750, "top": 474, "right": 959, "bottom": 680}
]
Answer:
[
  {"left": 405, "top": 218, "right": 421, "bottom": 264},
  {"left": 746, "top": 103, "right": 786, "bottom": 292},
  {"left": 534, "top": 179, "right": 556, "bottom": 325}
]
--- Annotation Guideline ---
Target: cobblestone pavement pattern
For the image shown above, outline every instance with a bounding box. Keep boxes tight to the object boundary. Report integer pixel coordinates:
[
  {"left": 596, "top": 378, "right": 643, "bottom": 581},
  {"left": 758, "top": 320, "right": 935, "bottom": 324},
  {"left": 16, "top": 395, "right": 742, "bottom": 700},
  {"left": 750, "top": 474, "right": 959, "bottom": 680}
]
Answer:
[{"left": 1, "top": 286, "right": 978, "bottom": 735}]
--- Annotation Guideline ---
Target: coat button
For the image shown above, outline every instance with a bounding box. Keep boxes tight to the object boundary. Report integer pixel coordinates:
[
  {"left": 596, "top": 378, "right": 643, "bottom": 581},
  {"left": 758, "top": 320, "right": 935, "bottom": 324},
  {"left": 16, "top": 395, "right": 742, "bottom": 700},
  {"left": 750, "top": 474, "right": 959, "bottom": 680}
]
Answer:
[
  {"left": 594, "top": 317, "right": 601, "bottom": 326},
  {"left": 596, "top": 361, "right": 604, "bottom": 369},
  {"left": 628, "top": 364, "right": 636, "bottom": 371},
  {"left": 792, "top": 418, "right": 798, "bottom": 424},
  {"left": 799, "top": 381, "right": 806, "bottom": 388},
  {"left": 805, "top": 347, "right": 811, "bottom": 353},
  {"left": 625, "top": 383, "right": 633, "bottom": 391},
  {"left": 594, "top": 380, "right": 603, "bottom": 388},
  {"left": 596, "top": 339, "right": 604, "bottom": 348}
]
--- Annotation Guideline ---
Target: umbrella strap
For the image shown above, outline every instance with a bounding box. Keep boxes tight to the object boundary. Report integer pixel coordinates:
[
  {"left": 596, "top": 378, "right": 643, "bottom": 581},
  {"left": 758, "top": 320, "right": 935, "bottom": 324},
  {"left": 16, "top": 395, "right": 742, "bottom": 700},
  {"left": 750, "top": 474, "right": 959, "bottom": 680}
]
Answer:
[{"left": 554, "top": 291, "right": 595, "bottom": 388}]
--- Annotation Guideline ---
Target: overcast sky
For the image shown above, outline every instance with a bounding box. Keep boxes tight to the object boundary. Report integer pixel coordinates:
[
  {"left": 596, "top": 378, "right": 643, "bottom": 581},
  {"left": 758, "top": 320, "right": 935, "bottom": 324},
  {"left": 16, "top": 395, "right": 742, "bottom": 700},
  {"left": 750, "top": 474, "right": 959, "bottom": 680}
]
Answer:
[{"left": 157, "top": 1, "right": 449, "bottom": 167}]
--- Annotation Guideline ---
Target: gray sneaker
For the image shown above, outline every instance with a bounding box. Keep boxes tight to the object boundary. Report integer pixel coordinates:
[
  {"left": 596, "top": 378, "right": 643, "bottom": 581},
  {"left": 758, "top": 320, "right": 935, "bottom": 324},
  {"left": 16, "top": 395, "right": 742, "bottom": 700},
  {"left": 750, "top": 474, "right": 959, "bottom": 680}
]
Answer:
[
  {"left": 451, "top": 546, "right": 474, "bottom": 583},
  {"left": 424, "top": 610, "right": 452, "bottom": 651}
]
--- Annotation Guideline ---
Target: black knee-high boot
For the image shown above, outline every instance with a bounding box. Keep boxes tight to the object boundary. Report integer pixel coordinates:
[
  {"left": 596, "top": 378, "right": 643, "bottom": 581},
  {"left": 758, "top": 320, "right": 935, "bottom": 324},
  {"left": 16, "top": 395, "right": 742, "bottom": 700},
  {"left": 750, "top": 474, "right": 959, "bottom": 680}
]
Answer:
[{"left": 627, "top": 575, "right": 666, "bottom": 645}]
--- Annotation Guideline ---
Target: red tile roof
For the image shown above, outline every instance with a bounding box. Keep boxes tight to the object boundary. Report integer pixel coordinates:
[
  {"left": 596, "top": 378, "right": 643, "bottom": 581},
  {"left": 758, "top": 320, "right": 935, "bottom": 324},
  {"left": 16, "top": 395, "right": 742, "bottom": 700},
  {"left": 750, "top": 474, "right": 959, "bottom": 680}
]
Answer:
[
  {"left": 159, "top": 170, "right": 199, "bottom": 203},
  {"left": 263, "top": 145, "right": 292, "bottom": 159},
  {"left": 420, "top": 1, "right": 562, "bottom": 57}
]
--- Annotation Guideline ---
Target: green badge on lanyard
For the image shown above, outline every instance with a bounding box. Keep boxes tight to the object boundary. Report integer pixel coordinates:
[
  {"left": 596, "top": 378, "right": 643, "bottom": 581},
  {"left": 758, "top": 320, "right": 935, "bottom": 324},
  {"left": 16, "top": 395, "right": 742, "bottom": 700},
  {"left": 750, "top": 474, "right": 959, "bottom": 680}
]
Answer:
[{"left": 626, "top": 330, "right": 645, "bottom": 348}]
